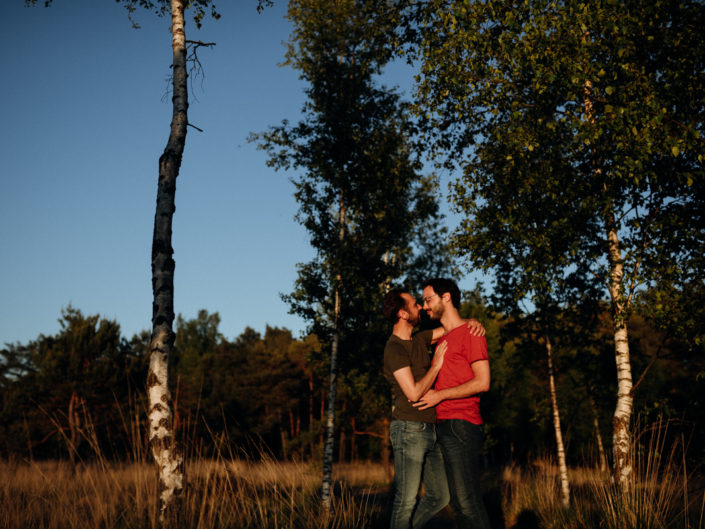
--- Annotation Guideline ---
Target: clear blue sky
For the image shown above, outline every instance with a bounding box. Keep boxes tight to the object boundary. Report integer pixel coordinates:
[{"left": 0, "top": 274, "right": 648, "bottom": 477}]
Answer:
[{"left": 1, "top": 0, "right": 480, "bottom": 346}]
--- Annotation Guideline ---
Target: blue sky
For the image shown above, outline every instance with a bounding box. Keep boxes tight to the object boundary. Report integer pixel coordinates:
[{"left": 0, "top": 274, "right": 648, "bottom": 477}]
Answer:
[{"left": 1, "top": 0, "right": 478, "bottom": 346}]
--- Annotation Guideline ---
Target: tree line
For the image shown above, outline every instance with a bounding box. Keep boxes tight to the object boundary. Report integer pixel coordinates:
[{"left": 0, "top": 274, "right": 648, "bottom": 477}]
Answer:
[{"left": 1, "top": 298, "right": 701, "bottom": 469}]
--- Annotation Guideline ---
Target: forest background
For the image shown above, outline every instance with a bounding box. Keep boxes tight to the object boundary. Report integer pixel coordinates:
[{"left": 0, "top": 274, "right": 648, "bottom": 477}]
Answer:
[
  {"left": 1, "top": 0, "right": 704, "bottom": 527},
  {"left": 3, "top": 298, "right": 702, "bottom": 468}
]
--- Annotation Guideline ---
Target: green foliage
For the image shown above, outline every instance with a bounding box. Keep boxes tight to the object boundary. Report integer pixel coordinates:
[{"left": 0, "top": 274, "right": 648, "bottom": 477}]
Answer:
[
  {"left": 253, "top": 0, "right": 454, "bottom": 445},
  {"left": 409, "top": 0, "right": 704, "bottom": 319},
  {"left": 402, "top": 0, "right": 705, "bottom": 473},
  {"left": 257, "top": 0, "right": 451, "bottom": 345},
  {"left": 2, "top": 302, "right": 701, "bottom": 466},
  {"left": 169, "top": 312, "right": 326, "bottom": 459}
]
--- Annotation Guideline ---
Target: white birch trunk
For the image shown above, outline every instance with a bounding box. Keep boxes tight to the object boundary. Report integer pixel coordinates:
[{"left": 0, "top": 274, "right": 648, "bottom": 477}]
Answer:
[
  {"left": 545, "top": 334, "right": 570, "bottom": 508},
  {"left": 320, "top": 287, "right": 340, "bottom": 508},
  {"left": 147, "top": 0, "right": 188, "bottom": 523},
  {"left": 607, "top": 220, "right": 634, "bottom": 490},
  {"left": 585, "top": 78, "right": 634, "bottom": 492},
  {"left": 321, "top": 195, "right": 345, "bottom": 509}
]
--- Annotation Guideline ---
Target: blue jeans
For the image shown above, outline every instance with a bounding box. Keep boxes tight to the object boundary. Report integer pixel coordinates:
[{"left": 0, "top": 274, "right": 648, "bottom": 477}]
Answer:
[
  {"left": 389, "top": 420, "right": 450, "bottom": 529},
  {"left": 437, "top": 420, "right": 490, "bottom": 529}
]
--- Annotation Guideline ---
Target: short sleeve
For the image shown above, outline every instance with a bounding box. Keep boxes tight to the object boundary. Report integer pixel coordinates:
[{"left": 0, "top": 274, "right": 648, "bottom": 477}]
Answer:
[
  {"left": 384, "top": 340, "right": 411, "bottom": 374},
  {"left": 465, "top": 334, "right": 489, "bottom": 364}
]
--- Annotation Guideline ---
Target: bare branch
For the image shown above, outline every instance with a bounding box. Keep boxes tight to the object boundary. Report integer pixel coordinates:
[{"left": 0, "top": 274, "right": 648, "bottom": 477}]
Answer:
[{"left": 185, "top": 40, "right": 216, "bottom": 99}]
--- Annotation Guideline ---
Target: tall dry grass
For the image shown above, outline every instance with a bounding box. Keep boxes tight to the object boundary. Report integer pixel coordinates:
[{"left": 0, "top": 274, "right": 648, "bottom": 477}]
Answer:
[
  {"left": 3, "top": 416, "right": 703, "bottom": 529},
  {"left": 0, "top": 457, "right": 386, "bottom": 529},
  {"left": 500, "top": 421, "right": 705, "bottom": 529}
]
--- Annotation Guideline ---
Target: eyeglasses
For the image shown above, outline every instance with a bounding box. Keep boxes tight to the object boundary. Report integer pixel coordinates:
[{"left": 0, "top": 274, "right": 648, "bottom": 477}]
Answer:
[{"left": 422, "top": 293, "right": 438, "bottom": 304}]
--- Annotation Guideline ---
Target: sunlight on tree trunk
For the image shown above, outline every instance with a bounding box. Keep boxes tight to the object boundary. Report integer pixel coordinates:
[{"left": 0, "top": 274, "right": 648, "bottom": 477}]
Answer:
[
  {"left": 584, "top": 78, "right": 634, "bottom": 492},
  {"left": 320, "top": 289, "right": 339, "bottom": 509},
  {"left": 609, "top": 274, "right": 634, "bottom": 490}
]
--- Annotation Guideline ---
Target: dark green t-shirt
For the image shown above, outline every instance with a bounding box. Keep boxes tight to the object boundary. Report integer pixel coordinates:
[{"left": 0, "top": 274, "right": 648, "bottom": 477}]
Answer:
[{"left": 383, "top": 330, "right": 436, "bottom": 423}]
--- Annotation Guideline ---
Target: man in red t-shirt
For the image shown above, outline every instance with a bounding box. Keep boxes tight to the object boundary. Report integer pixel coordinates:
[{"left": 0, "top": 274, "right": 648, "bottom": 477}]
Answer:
[
  {"left": 382, "top": 289, "right": 486, "bottom": 529},
  {"left": 415, "top": 278, "right": 491, "bottom": 529}
]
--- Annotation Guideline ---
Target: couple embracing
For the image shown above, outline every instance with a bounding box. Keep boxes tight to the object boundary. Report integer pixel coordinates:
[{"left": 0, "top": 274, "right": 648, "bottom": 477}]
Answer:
[{"left": 383, "top": 278, "right": 491, "bottom": 529}]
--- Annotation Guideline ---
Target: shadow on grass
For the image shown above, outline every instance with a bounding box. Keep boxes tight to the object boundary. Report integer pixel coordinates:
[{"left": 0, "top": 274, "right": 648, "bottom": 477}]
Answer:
[{"left": 353, "top": 465, "right": 507, "bottom": 529}]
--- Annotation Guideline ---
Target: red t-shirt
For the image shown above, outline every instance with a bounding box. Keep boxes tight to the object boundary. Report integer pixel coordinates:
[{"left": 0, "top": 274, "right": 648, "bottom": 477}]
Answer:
[{"left": 435, "top": 325, "right": 489, "bottom": 425}]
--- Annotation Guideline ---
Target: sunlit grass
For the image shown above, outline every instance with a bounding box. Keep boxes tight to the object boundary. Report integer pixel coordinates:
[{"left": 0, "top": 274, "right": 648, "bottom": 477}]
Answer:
[
  {"left": 499, "top": 422, "right": 704, "bottom": 529},
  {"left": 0, "top": 458, "right": 384, "bottom": 529},
  {"left": 2, "top": 421, "right": 702, "bottom": 528}
]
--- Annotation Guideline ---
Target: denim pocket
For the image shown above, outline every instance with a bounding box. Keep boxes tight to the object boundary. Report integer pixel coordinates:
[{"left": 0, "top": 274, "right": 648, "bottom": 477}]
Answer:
[{"left": 448, "top": 420, "right": 483, "bottom": 446}]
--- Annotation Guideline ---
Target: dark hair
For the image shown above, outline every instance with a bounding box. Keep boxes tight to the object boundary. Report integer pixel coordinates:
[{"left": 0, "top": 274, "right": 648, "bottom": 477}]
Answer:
[
  {"left": 382, "top": 289, "right": 407, "bottom": 324},
  {"left": 423, "top": 278, "right": 461, "bottom": 309}
]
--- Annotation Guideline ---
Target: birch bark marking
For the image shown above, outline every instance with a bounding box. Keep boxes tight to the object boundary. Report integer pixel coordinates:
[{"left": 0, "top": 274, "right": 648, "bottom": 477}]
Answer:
[
  {"left": 321, "top": 192, "right": 345, "bottom": 509},
  {"left": 320, "top": 285, "right": 339, "bottom": 508},
  {"left": 545, "top": 334, "right": 570, "bottom": 508},
  {"left": 584, "top": 77, "right": 633, "bottom": 490},
  {"left": 607, "top": 215, "right": 634, "bottom": 489},
  {"left": 148, "top": 0, "right": 188, "bottom": 523}
]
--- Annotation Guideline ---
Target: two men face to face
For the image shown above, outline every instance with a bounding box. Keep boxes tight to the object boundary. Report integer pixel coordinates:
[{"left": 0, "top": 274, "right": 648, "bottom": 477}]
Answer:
[
  {"left": 398, "top": 286, "right": 444, "bottom": 326},
  {"left": 422, "top": 286, "right": 444, "bottom": 321}
]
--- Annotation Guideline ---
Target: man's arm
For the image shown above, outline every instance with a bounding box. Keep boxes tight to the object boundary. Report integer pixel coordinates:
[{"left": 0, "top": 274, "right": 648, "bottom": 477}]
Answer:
[
  {"left": 393, "top": 341, "right": 448, "bottom": 403},
  {"left": 412, "top": 359, "right": 490, "bottom": 410},
  {"left": 430, "top": 319, "right": 486, "bottom": 344}
]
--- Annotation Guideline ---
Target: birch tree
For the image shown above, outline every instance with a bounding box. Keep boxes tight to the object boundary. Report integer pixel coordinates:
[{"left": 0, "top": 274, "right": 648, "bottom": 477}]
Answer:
[
  {"left": 406, "top": 0, "right": 705, "bottom": 492},
  {"left": 25, "top": 0, "right": 221, "bottom": 521},
  {"left": 254, "top": 0, "right": 451, "bottom": 508},
  {"left": 146, "top": 2, "right": 190, "bottom": 520}
]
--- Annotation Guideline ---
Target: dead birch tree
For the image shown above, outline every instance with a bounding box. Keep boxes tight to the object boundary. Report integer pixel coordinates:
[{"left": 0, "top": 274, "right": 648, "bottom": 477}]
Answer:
[{"left": 146, "top": 0, "right": 189, "bottom": 521}]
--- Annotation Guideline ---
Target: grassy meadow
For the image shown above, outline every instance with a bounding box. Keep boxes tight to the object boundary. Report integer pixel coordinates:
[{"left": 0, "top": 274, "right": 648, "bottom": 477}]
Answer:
[{"left": 2, "top": 443, "right": 703, "bottom": 529}]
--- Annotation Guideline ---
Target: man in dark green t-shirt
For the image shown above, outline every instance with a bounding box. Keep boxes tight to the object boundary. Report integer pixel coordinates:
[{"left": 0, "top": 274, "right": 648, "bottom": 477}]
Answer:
[{"left": 382, "top": 289, "right": 484, "bottom": 529}]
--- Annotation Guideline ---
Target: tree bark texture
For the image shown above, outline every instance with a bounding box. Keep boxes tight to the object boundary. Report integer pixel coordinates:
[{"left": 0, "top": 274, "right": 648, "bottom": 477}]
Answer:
[
  {"left": 147, "top": 0, "right": 188, "bottom": 523},
  {"left": 321, "top": 195, "right": 346, "bottom": 509},
  {"left": 545, "top": 334, "right": 570, "bottom": 508},
  {"left": 585, "top": 78, "right": 634, "bottom": 492},
  {"left": 320, "top": 287, "right": 340, "bottom": 508},
  {"left": 606, "top": 216, "right": 634, "bottom": 490}
]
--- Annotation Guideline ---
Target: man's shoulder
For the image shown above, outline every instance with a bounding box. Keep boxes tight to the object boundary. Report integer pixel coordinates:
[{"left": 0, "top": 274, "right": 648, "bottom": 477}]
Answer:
[
  {"left": 447, "top": 325, "right": 487, "bottom": 348},
  {"left": 384, "top": 335, "right": 413, "bottom": 372},
  {"left": 384, "top": 334, "right": 409, "bottom": 356}
]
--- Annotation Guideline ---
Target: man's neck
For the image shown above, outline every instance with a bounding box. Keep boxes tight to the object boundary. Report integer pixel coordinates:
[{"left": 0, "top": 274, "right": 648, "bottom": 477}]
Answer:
[
  {"left": 392, "top": 320, "right": 414, "bottom": 341},
  {"left": 441, "top": 307, "right": 465, "bottom": 332}
]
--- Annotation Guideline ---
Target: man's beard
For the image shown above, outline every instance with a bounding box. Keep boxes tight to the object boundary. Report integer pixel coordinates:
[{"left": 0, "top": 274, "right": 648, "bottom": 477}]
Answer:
[{"left": 428, "top": 304, "right": 444, "bottom": 321}]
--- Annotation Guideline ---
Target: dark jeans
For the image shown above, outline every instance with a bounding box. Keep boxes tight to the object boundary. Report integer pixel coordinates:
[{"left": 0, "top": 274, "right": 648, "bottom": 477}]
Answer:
[
  {"left": 390, "top": 420, "right": 450, "bottom": 529},
  {"left": 437, "top": 420, "right": 490, "bottom": 529}
]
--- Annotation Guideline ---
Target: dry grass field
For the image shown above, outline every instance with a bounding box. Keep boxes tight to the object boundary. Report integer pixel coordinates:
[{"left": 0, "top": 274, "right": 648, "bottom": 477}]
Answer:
[
  {"left": 2, "top": 455, "right": 703, "bottom": 529},
  {"left": 2, "top": 423, "right": 703, "bottom": 529},
  {"left": 0, "top": 457, "right": 391, "bottom": 529}
]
